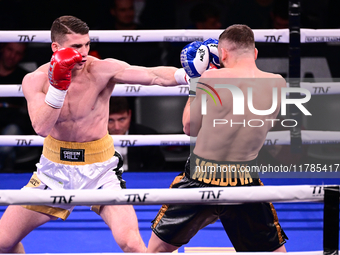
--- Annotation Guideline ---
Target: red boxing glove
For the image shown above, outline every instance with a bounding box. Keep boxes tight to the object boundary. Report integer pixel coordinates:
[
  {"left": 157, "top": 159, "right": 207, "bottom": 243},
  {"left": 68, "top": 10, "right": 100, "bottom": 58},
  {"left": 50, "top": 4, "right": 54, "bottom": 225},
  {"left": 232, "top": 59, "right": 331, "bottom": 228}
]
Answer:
[
  {"left": 45, "top": 48, "right": 82, "bottom": 108},
  {"left": 48, "top": 48, "right": 82, "bottom": 90}
]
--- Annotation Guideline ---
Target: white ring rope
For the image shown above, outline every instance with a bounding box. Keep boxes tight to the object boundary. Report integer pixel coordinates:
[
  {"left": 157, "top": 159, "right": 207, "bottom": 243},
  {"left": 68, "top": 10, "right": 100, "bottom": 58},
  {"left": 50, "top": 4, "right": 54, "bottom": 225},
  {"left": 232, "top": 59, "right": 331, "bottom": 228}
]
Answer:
[
  {"left": 0, "top": 134, "right": 190, "bottom": 147},
  {"left": 0, "top": 252, "right": 323, "bottom": 255},
  {"left": 0, "top": 84, "right": 190, "bottom": 97},
  {"left": 1, "top": 131, "right": 340, "bottom": 147},
  {"left": 0, "top": 185, "right": 330, "bottom": 206},
  {"left": 1, "top": 29, "right": 340, "bottom": 43},
  {"left": 1, "top": 83, "right": 340, "bottom": 97}
]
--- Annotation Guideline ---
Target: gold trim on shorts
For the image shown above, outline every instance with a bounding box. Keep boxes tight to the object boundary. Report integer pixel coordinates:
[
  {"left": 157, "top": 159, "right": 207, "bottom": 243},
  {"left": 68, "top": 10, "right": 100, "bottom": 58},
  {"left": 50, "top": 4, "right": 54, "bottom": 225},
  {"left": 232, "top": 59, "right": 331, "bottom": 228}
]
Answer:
[
  {"left": 259, "top": 179, "right": 285, "bottom": 243},
  {"left": 22, "top": 205, "right": 70, "bottom": 220},
  {"left": 91, "top": 205, "right": 102, "bottom": 215},
  {"left": 25, "top": 173, "right": 41, "bottom": 187},
  {"left": 42, "top": 133, "right": 115, "bottom": 165},
  {"left": 152, "top": 173, "right": 185, "bottom": 229},
  {"left": 22, "top": 173, "right": 71, "bottom": 220}
]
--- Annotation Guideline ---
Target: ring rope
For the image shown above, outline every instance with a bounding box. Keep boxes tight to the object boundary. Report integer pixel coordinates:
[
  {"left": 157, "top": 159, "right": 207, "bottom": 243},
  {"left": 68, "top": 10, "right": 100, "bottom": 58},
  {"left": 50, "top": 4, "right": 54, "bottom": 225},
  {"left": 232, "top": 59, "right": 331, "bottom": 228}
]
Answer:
[
  {"left": 0, "top": 185, "right": 330, "bottom": 206},
  {"left": 0, "top": 252, "right": 322, "bottom": 255},
  {"left": 0, "top": 83, "right": 339, "bottom": 97},
  {"left": 1, "top": 29, "right": 340, "bottom": 43},
  {"left": 1, "top": 131, "right": 340, "bottom": 147}
]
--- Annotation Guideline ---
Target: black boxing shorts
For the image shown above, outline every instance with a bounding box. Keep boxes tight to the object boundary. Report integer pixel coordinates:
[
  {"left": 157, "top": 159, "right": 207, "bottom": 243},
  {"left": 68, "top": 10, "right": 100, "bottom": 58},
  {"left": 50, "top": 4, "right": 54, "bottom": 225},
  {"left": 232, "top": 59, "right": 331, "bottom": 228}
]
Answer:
[
  {"left": 185, "top": 152, "right": 261, "bottom": 186},
  {"left": 151, "top": 153, "right": 288, "bottom": 251}
]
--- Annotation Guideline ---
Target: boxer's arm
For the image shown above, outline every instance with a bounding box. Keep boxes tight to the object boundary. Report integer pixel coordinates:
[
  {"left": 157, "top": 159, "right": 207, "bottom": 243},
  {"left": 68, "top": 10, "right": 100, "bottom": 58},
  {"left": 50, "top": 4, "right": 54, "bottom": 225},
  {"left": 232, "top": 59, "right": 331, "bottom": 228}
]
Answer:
[
  {"left": 183, "top": 89, "right": 203, "bottom": 137},
  {"left": 102, "top": 58, "right": 185, "bottom": 86},
  {"left": 22, "top": 49, "right": 82, "bottom": 137},
  {"left": 114, "top": 64, "right": 182, "bottom": 86},
  {"left": 22, "top": 70, "right": 62, "bottom": 137},
  {"left": 182, "top": 98, "right": 192, "bottom": 135}
]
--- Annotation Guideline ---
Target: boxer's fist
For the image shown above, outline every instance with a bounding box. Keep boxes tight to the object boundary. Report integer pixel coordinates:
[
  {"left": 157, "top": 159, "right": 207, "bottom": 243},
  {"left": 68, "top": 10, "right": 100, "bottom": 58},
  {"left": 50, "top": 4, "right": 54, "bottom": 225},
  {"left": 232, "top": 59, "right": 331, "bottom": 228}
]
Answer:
[
  {"left": 48, "top": 48, "right": 82, "bottom": 90},
  {"left": 180, "top": 41, "right": 210, "bottom": 78},
  {"left": 45, "top": 48, "right": 82, "bottom": 109},
  {"left": 203, "top": 38, "right": 220, "bottom": 68}
]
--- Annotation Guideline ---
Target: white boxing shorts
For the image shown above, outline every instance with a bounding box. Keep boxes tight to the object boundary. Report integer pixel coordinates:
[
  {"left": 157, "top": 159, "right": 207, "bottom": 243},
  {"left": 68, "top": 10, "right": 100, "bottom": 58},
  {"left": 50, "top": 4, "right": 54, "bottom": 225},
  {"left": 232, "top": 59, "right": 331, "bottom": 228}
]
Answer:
[{"left": 21, "top": 133, "right": 124, "bottom": 220}]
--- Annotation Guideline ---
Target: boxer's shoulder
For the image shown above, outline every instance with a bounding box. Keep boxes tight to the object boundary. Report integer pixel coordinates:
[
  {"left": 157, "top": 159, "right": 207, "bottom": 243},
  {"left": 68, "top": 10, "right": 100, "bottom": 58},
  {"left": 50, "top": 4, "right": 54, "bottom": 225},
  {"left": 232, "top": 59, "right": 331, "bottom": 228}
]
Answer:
[
  {"left": 200, "top": 68, "right": 234, "bottom": 79},
  {"left": 86, "top": 56, "right": 128, "bottom": 74}
]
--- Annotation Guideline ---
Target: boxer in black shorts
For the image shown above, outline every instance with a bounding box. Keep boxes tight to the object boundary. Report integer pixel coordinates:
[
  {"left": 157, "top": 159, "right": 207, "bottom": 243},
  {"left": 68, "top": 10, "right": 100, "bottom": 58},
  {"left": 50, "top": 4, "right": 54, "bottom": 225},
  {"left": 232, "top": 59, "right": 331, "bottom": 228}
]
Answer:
[
  {"left": 147, "top": 24, "right": 288, "bottom": 252},
  {"left": 151, "top": 153, "right": 287, "bottom": 251}
]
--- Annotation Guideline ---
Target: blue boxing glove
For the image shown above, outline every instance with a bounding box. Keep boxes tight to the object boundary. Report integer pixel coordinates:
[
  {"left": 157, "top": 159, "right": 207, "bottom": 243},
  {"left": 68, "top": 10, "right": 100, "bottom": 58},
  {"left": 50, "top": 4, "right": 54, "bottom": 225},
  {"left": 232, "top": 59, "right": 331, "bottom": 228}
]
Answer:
[
  {"left": 203, "top": 38, "right": 220, "bottom": 68},
  {"left": 180, "top": 41, "right": 210, "bottom": 78}
]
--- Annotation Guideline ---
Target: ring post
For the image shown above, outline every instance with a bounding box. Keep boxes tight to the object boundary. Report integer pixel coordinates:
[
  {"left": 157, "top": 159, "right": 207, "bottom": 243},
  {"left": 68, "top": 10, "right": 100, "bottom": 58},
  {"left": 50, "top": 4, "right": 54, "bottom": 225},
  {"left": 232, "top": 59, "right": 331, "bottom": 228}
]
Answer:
[
  {"left": 289, "top": 0, "right": 302, "bottom": 153},
  {"left": 323, "top": 186, "right": 339, "bottom": 255}
]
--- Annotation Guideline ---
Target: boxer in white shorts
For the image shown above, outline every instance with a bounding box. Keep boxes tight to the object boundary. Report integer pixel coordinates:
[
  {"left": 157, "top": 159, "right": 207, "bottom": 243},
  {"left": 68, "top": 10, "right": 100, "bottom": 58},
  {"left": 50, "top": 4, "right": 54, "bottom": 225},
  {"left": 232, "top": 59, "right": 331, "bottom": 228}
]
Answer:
[
  {"left": 0, "top": 15, "right": 188, "bottom": 253},
  {"left": 22, "top": 134, "right": 124, "bottom": 219}
]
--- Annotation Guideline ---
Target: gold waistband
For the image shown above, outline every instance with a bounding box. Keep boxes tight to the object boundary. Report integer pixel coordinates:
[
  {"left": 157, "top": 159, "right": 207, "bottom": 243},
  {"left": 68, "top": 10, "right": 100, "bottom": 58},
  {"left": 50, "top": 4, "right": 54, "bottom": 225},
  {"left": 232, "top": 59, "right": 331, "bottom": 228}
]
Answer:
[
  {"left": 42, "top": 134, "right": 115, "bottom": 165},
  {"left": 189, "top": 154, "right": 258, "bottom": 186}
]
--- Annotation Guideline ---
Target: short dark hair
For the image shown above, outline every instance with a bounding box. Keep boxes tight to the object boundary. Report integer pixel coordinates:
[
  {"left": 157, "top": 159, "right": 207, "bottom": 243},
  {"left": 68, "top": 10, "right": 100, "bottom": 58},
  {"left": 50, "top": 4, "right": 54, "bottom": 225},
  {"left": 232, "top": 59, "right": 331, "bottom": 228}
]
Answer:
[
  {"left": 51, "top": 16, "right": 89, "bottom": 43},
  {"left": 109, "top": 97, "right": 130, "bottom": 114},
  {"left": 219, "top": 24, "right": 255, "bottom": 50}
]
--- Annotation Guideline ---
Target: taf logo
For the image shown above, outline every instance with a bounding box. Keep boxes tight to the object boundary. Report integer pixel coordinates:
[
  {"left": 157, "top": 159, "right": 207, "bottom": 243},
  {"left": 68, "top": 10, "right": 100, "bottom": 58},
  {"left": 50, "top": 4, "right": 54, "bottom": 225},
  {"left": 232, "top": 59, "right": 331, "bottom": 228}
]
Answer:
[
  {"left": 51, "top": 195, "right": 75, "bottom": 204},
  {"left": 265, "top": 35, "right": 282, "bottom": 42},
  {"left": 123, "top": 35, "right": 140, "bottom": 42},
  {"left": 264, "top": 139, "right": 278, "bottom": 146},
  {"left": 18, "top": 35, "right": 36, "bottom": 42},
  {"left": 125, "top": 193, "right": 149, "bottom": 202},
  {"left": 125, "top": 85, "right": 141, "bottom": 93},
  {"left": 120, "top": 140, "right": 137, "bottom": 147},
  {"left": 16, "top": 139, "right": 33, "bottom": 146},
  {"left": 179, "top": 86, "right": 189, "bottom": 94},
  {"left": 312, "top": 186, "right": 323, "bottom": 196},
  {"left": 199, "top": 190, "right": 223, "bottom": 200}
]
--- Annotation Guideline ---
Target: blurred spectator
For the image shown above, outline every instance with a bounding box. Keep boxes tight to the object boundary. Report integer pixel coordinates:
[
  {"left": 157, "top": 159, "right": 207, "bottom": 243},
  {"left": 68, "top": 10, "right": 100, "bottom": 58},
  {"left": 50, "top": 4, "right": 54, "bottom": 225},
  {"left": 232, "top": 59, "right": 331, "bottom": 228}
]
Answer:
[
  {"left": 0, "top": 43, "right": 37, "bottom": 172},
  {"left": 0, "top": 43, "right": 27, "bottom": 83},
  {"left": 139, "top": 0, "right": 176, "bottom": 29},
  {"left": 300, "top": 0, "right": 329, "bottom": 29},
  {"left": 270, "top": 0, "right": 289, "bottom": 29},
  {"left": 109, "top": 0, "right": 142, "bottom": 30},
  {"left": 189, "top": 2, "right": 222, "bottom": 29},
  {"left": 227, "top": 0, "right": 273, "bottom": 29},
  {"left": 174, "top": 0, "right": 226, "bottom": 29},
  {"left": 108, "top": 97, "right": 165, "bottom": 171},
  {"left": 166, "top": 1, "right": 223, "bottom": 68},
  {"left": 93, "top": 0, "right": 163, "bottom": 67}
]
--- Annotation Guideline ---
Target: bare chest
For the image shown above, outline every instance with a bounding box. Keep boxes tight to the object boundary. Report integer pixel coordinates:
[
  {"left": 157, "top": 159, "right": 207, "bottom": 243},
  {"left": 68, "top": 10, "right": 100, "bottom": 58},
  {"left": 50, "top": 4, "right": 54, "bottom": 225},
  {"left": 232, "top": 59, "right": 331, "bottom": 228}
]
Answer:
[{"left": 55, "top": 77, "right": 111, "bottom": 122}]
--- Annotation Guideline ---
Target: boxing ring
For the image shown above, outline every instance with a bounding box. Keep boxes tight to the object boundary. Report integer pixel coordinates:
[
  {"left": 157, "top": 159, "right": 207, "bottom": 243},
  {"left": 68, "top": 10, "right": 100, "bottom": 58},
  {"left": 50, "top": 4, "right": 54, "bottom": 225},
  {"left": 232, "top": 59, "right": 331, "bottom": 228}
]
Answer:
[
  {"left": 1, "top": 1, "right": 340, "bottom": 253},
  {"left": 0, "top": 174, "right": 339, "bottom": 254}
]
